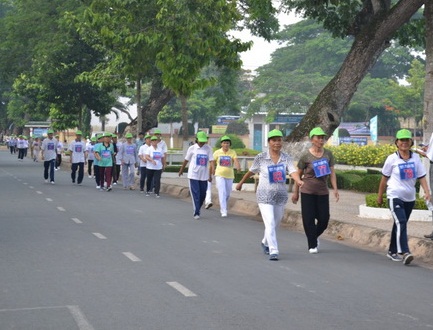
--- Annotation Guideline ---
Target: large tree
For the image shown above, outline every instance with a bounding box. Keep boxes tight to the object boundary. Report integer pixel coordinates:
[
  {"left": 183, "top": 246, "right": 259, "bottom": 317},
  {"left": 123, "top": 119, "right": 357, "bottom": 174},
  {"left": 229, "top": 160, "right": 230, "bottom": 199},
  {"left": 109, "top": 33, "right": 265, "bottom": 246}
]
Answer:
[{"left": 279, "top": 0, "right": 425, "bottom": 141}]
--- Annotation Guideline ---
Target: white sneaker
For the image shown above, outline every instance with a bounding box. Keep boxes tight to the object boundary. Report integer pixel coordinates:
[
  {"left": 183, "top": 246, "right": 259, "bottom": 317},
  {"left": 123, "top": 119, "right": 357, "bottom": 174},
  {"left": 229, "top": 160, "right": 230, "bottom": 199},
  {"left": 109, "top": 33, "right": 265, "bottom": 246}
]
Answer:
[
  {"left": 309, "top": 248, "right": 318, "bottom": 254},
  {"left": 45, "top": 179, "right": 49, "bottom": 183},
  {"left": 88, "top": 175, "right": 92, "bottom": 178},
  {"left": 193, "top": 215, "right": 200, "bottom": 220},
  {"left": 221, "top": 213, "right": 227, "bottom": 217},
  {"left": 50, "top": 181, "right": 55, "bottom": 185},
  {"left": 205, "top": 202, "right": 213, "bottom": 209},
  {"left": 96, "top": 185, "right": 101, "bottom": 189}
]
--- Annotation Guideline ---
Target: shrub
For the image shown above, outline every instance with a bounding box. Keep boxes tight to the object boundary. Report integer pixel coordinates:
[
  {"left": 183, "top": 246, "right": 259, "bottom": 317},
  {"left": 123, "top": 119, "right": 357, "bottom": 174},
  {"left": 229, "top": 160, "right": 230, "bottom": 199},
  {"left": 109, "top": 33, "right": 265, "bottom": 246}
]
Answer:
[
  {"left": 335, "top": 171, "right": 363, "bottom": 190},
  {"left": 351, "top": 174, "right": 382, "bottom": 193},
  {"left": 366, "top": 193, "right": 427, "bottom": 210},
  {"left": 328, "top": 143, "right": 397, "bottom": 167}
]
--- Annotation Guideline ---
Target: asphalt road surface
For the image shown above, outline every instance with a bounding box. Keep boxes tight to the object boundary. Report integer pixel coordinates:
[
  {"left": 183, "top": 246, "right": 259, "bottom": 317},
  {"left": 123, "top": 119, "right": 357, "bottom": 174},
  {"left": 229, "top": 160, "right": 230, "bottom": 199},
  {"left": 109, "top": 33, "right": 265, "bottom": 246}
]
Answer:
[{"left": 1, "top": 150, "right": 433, "bottom": 330}]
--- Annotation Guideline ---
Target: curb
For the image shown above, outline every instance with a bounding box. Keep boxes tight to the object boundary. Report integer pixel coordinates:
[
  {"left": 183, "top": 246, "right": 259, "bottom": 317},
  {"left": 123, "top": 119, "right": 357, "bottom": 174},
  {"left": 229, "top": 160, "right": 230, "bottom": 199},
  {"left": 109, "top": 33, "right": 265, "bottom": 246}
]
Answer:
[{"left": 161, "top": 182, "right": 433, "bottom": 265}]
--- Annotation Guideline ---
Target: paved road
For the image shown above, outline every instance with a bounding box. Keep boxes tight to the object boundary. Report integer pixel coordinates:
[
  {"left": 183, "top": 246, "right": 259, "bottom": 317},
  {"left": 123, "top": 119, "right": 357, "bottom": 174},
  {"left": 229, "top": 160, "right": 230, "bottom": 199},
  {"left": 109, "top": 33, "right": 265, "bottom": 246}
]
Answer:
[{"left": 1, "top": 151, "right": 433, "bottom": 330}]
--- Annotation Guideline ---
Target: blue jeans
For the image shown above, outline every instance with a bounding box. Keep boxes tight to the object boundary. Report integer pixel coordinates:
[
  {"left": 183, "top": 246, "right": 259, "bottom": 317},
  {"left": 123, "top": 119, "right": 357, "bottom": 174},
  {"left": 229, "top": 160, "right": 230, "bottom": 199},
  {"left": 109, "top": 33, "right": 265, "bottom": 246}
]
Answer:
[
  {"left": 44, "top": 159, "right": 55, "bottom": 182},
  {"left": 388, "top": 198, "right": 414, "bottom": 254},
  {"left": 189, "top": 179, "right": 208, "bottom": 216}
]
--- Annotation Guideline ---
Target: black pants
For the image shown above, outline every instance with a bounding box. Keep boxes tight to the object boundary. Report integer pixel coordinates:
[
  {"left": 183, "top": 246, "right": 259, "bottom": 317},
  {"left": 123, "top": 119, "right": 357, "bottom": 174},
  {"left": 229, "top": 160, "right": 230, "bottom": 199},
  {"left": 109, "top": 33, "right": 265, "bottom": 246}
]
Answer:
[
  {"left": 17, "top": 148, "right": 25, "bottom": 160},
  {"left": 71, "top": 162, "right": 84, "bottom": 184},
  {"left": 146, "top": 169, "right": 162, "bottom": 194},
  {"left": 56, "top": 154, "right": 62, "bottom": 169},
  {"left": 94, "top": 164, "right": 100, "bottom": 186},
  {"left": 300, "top": 193, "right": 330, "bottom": 249},
  {"left": 139, "top": 167, "right": 147, "bottom": 191},
  {"left": 87, "top": 160, "right": 93, "bottom": 176},
  {"left": 112, "top": 164, "right": 120, "bottom": 183}
]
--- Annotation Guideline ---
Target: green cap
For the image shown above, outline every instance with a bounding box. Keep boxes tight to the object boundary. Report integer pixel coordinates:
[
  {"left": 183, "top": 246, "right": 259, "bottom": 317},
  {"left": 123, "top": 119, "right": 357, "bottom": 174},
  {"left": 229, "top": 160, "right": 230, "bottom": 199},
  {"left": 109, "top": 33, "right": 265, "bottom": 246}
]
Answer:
[
  {"left": 153, "top": 128, "right": 161, "bottom": 134},
  {"left": 150, "top": 135, "right": 158, "bottom": 141},
  {"left": 196, "top": 131, "right": 208, "bottom": 142},
  {"left": 145, "top": 134, "right": 151, "bottom": 139},
  {"left": 91, "top": 137, "right": 97, "bottom": 142},
  {"left": 125, "top": 133, "right": 133, "bottom": 138},
  {"left": 103, "top": 132, "right": 112, "bottom": 137},
  {"left": 220, "top": 135, "right": 231, "bottom": 142},
  {"left": 309, "top": 127, "right": 327, "bottom": 138},
  {"left": 268, "top": 129, "right": 283, "bottom": 139},
  {"left": 112, "top": 134, "right": 117, "bottom": 138},
  {"left": 75, "top": 130, "right": 82, "bottom": 135},
  {"left": 396, "top": 129, "right": 412, "bottom": 139},
  {"left": 47, "top": 129, "right": 54, "bottom": 134}
]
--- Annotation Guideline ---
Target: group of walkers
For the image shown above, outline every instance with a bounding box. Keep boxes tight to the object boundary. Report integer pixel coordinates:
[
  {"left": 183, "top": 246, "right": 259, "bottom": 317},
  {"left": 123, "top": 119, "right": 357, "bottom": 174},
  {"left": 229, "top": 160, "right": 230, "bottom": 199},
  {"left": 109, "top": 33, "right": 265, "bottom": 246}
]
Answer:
[{"left": 6, "top": 126, "right": 431, "bottom": 265}]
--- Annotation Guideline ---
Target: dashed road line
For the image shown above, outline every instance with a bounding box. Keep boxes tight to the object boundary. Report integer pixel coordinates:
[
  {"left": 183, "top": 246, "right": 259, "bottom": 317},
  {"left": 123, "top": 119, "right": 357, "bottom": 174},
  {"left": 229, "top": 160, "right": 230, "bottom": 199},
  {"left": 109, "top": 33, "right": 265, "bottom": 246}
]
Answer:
[
  {"left": 57, "top": 206, "right": 66, "bottom": 212},
  {"left": 67, "top": 305, "right": 95, "bottom": 330},
  {"left": 46, "top": 198, "right": 53, "bottom": 202},
  {"left": 29, "top": 186, "right": 34, "bottom": 189},
  {"left": 122, "top": 252, "right": 142, "bottom": 262},
  {"left": 71, "top": 218, "right": 83, "bottom": 224},
  {"left": 36, "top": 191, "right": 43, "bottom": 194},
  {"left": 166, "top": 281, "right": 197, "bottom": 297},
  {"left": 92, "top": 233, "right": 107, "bottom": 240}
]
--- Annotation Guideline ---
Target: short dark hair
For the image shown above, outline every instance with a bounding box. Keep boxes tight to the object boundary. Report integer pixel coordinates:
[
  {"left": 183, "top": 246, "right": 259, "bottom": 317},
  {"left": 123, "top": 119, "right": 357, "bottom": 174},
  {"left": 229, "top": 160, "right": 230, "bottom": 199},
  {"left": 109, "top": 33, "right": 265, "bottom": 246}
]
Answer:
[{"left": 138, "top": 132, "right": 144, "bottom": 135}]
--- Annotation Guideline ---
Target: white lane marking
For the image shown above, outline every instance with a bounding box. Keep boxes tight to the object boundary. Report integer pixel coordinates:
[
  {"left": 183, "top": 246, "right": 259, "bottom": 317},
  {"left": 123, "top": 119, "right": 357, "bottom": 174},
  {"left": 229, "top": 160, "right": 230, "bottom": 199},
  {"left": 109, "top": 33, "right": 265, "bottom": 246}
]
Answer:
[
  {"left": 71, "top": 218, "right": 83, "bottom": 224},
  {"left": 67, "top": 305, "right": 95, "bottom": 330},
  {"left": 36, "top": 191, "right": 43, "bottom": 194},
  {"left": 92, "top": 233, "right": 107, "bottom": 240},
  {"left": 122, "top": 252, "right": 141, "bottom": 262},
  {"left": 162, "top": 222, "right": 175, "bottom": 226},
  {"left": 57, "top": 207, "right": 66, "bottom": 212},
  {"left": 166, "top": 282, "right": 197, "bottom": 297},
  {"left": 29, "top": 186, "right": 34, "bottom": 189},
  {"left": 23, "top": 182, "right": 28, "bottom": 185},
  {"left": 46, "top": 198, "right": 53, "bottom": 202}
]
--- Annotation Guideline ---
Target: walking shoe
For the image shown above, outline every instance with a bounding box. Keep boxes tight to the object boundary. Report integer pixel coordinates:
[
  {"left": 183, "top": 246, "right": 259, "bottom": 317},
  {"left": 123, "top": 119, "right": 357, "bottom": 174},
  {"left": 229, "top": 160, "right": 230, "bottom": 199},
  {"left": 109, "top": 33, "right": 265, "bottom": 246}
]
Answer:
[
  {"left": 193, "top": 215, "right": 200, "bottom": 220},
  {"left": 309, "top": 248, "right": 318, "bottom": 254},
  {"left": 96, "top": 185, "right": 101, "bottom": 189},
  {"left": 269, "top": 254, "right": 279, "bottom": 261},
  {"left": 45, "top": 179, "right": 49, "bottom": 183},
  {"left": 386, "top": 252, "right": 403, "bottom": 262},
  {"left": 402, "top": 253, "right": 414, "bottom": 265},
  {"left": 156, "top": 194, "right": 160, "bottom": 198},
  {"left": 140, "top": 190, "right": 144, "bottom": 193},
  {"left": 145, "top": 192, "right": 150, "bottom": 197},
  {"left": 129, "top": 186, "right": 135, "bottom": 190},
  {"left": 221, "top": 213, "right": 227, "bottom": 218},
  {"left": 205, "top": 202, "right": 213, "bottom": 209},
  {"left": 50, "top": 181, "right": 55, "bottom": 185},
  {"left": 261, "top": 243, "right": 270, "bottom": 255},
  {"left": 107, "top": 186, "right": 112, "bottom": 192},
  {"left": 88, "top": 175, "right": 92, "bottom": 179},
  {"left": 424, "top": 232, "right": 433, "bottom": 239},
  {"left": 113, "top": 182, "right": 117, "bottom": 185}
]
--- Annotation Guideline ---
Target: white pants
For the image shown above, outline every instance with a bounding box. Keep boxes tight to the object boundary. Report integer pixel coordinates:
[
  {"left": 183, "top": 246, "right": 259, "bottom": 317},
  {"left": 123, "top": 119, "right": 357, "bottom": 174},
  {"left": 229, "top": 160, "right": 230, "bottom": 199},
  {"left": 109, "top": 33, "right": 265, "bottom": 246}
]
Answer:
[
  {"left": 215, "top": 176, "right": 233, "bottom": 215},
  {"left": 205, "top": 181, "right": 212, "bottom": 205},
  {"left": 258, "top": 203, "right": 285, "bottom": 255}
]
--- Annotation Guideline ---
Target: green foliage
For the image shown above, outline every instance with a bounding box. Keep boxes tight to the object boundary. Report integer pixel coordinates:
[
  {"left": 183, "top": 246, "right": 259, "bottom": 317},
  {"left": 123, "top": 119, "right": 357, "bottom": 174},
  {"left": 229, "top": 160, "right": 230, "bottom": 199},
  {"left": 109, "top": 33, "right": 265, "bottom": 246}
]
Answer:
[
  {"left": 335, "top": 171, "right": 363, "bottom": 190},
  {"left": 233, "top": 148, "right": 259, "bottom": 156},
  {"left": 366, "top": 193, "right": 427, "bottom": 210},
  {"left": 213, "top": 134, "right": 245, "bottom": 149},
  {"left": 226, "top": 121, "right": 249, "bottom": 135},
  {"left": 351, "top": 174, "right": 382, "bottom": 193},
  {"left": 328, "top": 144, "right": 397, "bottom": 167}
]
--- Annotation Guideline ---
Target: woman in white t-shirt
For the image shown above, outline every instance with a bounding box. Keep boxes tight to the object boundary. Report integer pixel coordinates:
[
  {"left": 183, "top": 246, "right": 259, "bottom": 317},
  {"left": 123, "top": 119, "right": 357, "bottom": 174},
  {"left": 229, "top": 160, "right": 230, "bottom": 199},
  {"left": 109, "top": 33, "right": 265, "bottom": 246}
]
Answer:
[
  {"left": 145, "top": 136, "right": 165, "bottom": 197},
  {"left": 377, "top": 129, "right": 431, "bottom": 265}
]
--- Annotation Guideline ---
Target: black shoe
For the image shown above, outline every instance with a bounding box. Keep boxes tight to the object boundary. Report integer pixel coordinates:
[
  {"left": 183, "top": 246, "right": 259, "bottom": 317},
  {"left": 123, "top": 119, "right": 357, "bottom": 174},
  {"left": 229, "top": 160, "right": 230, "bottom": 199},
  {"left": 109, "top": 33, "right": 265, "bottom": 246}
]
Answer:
[
  {"left": 261, "top": 243, "right": 270, "bottom": 255},
  {"left": 269, "top": 254, "right": 279, "bottom": 261},
  {"left": 424, "top": 232, "right": 433, "bottom": 239}
]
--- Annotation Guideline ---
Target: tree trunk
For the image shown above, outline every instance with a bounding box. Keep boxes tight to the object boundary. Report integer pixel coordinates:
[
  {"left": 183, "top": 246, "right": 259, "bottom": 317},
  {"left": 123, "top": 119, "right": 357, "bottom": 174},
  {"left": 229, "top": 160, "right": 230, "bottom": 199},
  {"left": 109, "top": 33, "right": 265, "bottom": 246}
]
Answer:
[
  {"left": 423, "top": 1, "right": 433, "bottom": 141},
  {"left": 180, "top": 95, "right": 189, "bottom": 141},
  {"left": 287, "top": 0, "right": 425, "bottom": 142},
  {"left": 136, "top": 78, "right": 142, "bottom": 135},
  {"left": 139, "top": 74, "right": 174, "bottom": 133}
]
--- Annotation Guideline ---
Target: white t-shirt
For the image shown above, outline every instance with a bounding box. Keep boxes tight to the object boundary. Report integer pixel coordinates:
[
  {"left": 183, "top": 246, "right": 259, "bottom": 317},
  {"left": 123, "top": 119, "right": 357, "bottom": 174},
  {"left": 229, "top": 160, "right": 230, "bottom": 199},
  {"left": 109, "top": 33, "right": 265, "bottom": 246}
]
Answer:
[
  {"left": 69, "top": 140, "right": 86, "bottom": 163},
  {"left": 382, "top": 151, "right": 427, "bottom": 202},
  {"left": 145, "top": 145, "right": 164, "bottom": 170},
  {"left": 114, "top": 142, "right": 122, "bottom": 165},
  {"left": 185, "top": 144, "right": 214, "bottom": 181},
  {"left": 41, "top": 138, "right": 58, "bottom": 161},
  {"left": 138, "top": 144, "right": 149, "bottom": 167},
  {"left": 157, "top": 139, "right": 168, "bottom": 154},
  {"left": 86, "top": 143, "right": 95, "bottom": 161},
  {"left": 56, "top": 141, "right": 63, "bottom": 155}
]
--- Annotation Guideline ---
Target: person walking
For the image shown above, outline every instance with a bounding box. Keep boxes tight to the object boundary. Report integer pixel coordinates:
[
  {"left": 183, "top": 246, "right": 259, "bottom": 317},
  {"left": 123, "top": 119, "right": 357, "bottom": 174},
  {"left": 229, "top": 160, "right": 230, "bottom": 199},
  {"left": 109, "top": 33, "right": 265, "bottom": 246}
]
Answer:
[
  {"left": 112, "top": 134, "right": 121, "bottom": 185},
  {"left": 69, "top": 130, "right": 87, "bottom": 185},
  {"left": 94, "top": 133, "right": 115, "bottom": 191},
  {"left": 236, "top": 129, "right": 303, "bottom": 261},
  {"left": 145, "top": 136, "right": 165, "bottom": 197},
  {"left": 86, "top": 137, "right": 97, "bottom": 178},
  {"left": 138, "top": 134, "right": 151, "bottom": 193},
  {"left": 291, "top": 127, "right": 339, "bottom": 254},
  {"left": 178, "top": 131, "right": 215, "bottom": 219},
  {"left": 119, "top": 132, "right": 138, "bottom": 190},
  {"left": 16, "top": 135, "right": 26, "bottom": 161},
  {"left": 93, "top": 135, "right": 103, "bottom": 189},
  {"left": 213, "top": 135, "right": 241, "bottom": 217},
  {"left": 41, "top": 129, "right": 58, "bottom": 184},
  {"left": 55, "top": 135, "right": 63, "bottom": 170},
  {"left": 32, "top": 137, "right": 40, "bottom": 162},
  {"left": 377, "top": 129, "right": 431, "bottom": 265}
]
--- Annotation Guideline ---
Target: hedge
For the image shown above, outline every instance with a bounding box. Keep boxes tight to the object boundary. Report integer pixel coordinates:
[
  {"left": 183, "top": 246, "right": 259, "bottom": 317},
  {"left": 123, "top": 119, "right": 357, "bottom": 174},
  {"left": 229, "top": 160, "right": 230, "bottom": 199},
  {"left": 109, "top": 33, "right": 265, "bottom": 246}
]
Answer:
[{"left": 366, "top": 193, "right": 428, "bottom": 210}]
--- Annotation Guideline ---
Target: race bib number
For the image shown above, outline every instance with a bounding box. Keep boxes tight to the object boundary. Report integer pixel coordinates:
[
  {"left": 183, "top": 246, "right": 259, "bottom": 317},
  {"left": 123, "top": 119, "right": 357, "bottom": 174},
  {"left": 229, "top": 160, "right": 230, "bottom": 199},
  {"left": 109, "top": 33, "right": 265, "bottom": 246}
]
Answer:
[
  {"left": 219, "top": 156, "right": 231, "bottom": 167},
  {"left": 196, "top": 154, "right": 208, "bottom": 166},
  {"left": 312, "top": 158, "right": 331, "bottom": 178},
  {"left": 268, "top": 164, "right": 285, "bottom": 183},
  {"left": 47, "top": 143, "right": 55, "bottom": 150},
  {"left": 101, "top": 150, "right": 111, "bottom": 159},
  {"left": 126, "top": 145, "right": 135, "bottom": 155},
  {"left": 153, "top": 152, "right": 162, "bottom": 160},
  {"left": 398, "top": 162, "right": 416, "bottom": 180},
  {"left": 75, "top": 145, "right": 82, "bottom": 152}
]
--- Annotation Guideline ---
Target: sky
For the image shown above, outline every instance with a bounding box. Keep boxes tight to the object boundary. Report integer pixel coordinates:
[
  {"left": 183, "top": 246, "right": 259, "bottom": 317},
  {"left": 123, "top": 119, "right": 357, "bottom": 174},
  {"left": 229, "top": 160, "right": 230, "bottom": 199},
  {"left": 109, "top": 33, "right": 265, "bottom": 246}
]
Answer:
[{"left": 92, "top": 11, "right": 304, "bottom": 128}]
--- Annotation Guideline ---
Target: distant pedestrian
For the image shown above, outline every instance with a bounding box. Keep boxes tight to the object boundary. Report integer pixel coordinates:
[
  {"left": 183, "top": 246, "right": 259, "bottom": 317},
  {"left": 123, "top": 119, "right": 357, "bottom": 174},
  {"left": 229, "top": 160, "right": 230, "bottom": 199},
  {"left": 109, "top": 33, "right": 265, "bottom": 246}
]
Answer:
[
  {"left": 41, "top": 129, "right": 58, "bottom": 184},
  {"left": 236, "top": 129, "right": 303, "bottom": 261},
  {"left": 145, "top": 136, "right": 165, "bottom": 198},
  {"left": 69, "top": 130, "right": 87, "bottom": 185},
  {"left": 94, "top": 133, "right": 115, "bottom": 191},
  {"left": 138, "top": 134, "right": 151, "bottom": 193},
  {"left": 213, "top": 135, "right": 241, "bottom": 217},
  {"left": 292, "top": 127, "right": 339, "bottom": 254},
  {"left": 178, "top": 131, "right": 215, "bottom": 220},
  {"left": 32, "top": 137, "right": 40, "bottom": 162},
  {"left": 55, "top": 135, "right": 63, "bottom": 170},
  {"left": 16, "top": 135, "right": 26, "bottom": 161},
  {"left": 112, "top": 134, "right": 121, "bottom": 185},
  {"left": 119, "top": 133, "right": 138, "bottom": 190},
  {"left": 93, "top": 135, "right": 104, "bottom": 189},
  {"left": 377, "top": 129, "right": 431, "bottom": 265},
  {"left": 86, "top": 137, "right": 97, "bottom": 178}
]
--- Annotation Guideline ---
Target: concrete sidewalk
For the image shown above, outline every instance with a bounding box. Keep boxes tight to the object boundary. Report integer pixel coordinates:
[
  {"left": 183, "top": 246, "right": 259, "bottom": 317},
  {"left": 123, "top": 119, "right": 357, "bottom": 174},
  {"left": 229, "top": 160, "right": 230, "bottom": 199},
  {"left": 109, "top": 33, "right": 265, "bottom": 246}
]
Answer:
[{"left": 161, "top": 175, "right": 433, "bottom": 265}]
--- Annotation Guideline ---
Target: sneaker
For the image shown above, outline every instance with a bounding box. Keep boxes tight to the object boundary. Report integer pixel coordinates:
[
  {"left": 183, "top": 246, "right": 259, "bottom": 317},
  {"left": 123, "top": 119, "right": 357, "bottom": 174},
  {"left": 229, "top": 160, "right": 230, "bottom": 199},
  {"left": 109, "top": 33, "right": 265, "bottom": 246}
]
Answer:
[
  {"left": 45, "top": 179, "right": 49, "bottom": 183},
  {"left": 193, "top": 215, "right": 200, "bottom": 220},
  {"left": 269, "top": 254, "right": 279, "bottom": 261},
  {"left": 221, "top": 213, "right": 227, "bottom": 218},
  {"left": 386, "top": 252, "right": 403, "bottom": 262},
  {"left": 140, "top": 190, "right": 144, "bottom": 193},
  {"left": 145, "top": 192, "right": 150, "bottom": 197},
  {"left": 107, "top": 186, "right": 112, "bottom": 192},
  {"left": 129, "top": 186, "right": 135, "bottom": 190},
  {"left": 96, "top": 185, "right": 101, "bottom": 189},
  {"left": 261, "top": 243, "right": 270, "bottom": 255},
  {"left": 309, "top": 248, "right": 318, "bottom": 254},
  {"left": 50, "top": 181, "right": 55, "bottom": 185},
  {"left": 113, "top": 182, "right": 117, "bottom": 185},
  {"left": 156, "top": 194, "right": 160, "bottom": 198},
  {"left": 205, "top": 202, "right": 213, "bottom": 209},
  {"left": 72, "top": 180, "right": 75, "bottom": 184},
  {"left": 88, "top": 175, "right": 92, "bottom": 179},
  {"left": 77, "top": 183, "right": 82, "bottom": 186},
  {"left": 55, "top": 168, "right": 58, "bottom": 171},
  {"left": 402, "top": 253, "right": 414, "bottom": 265}
]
